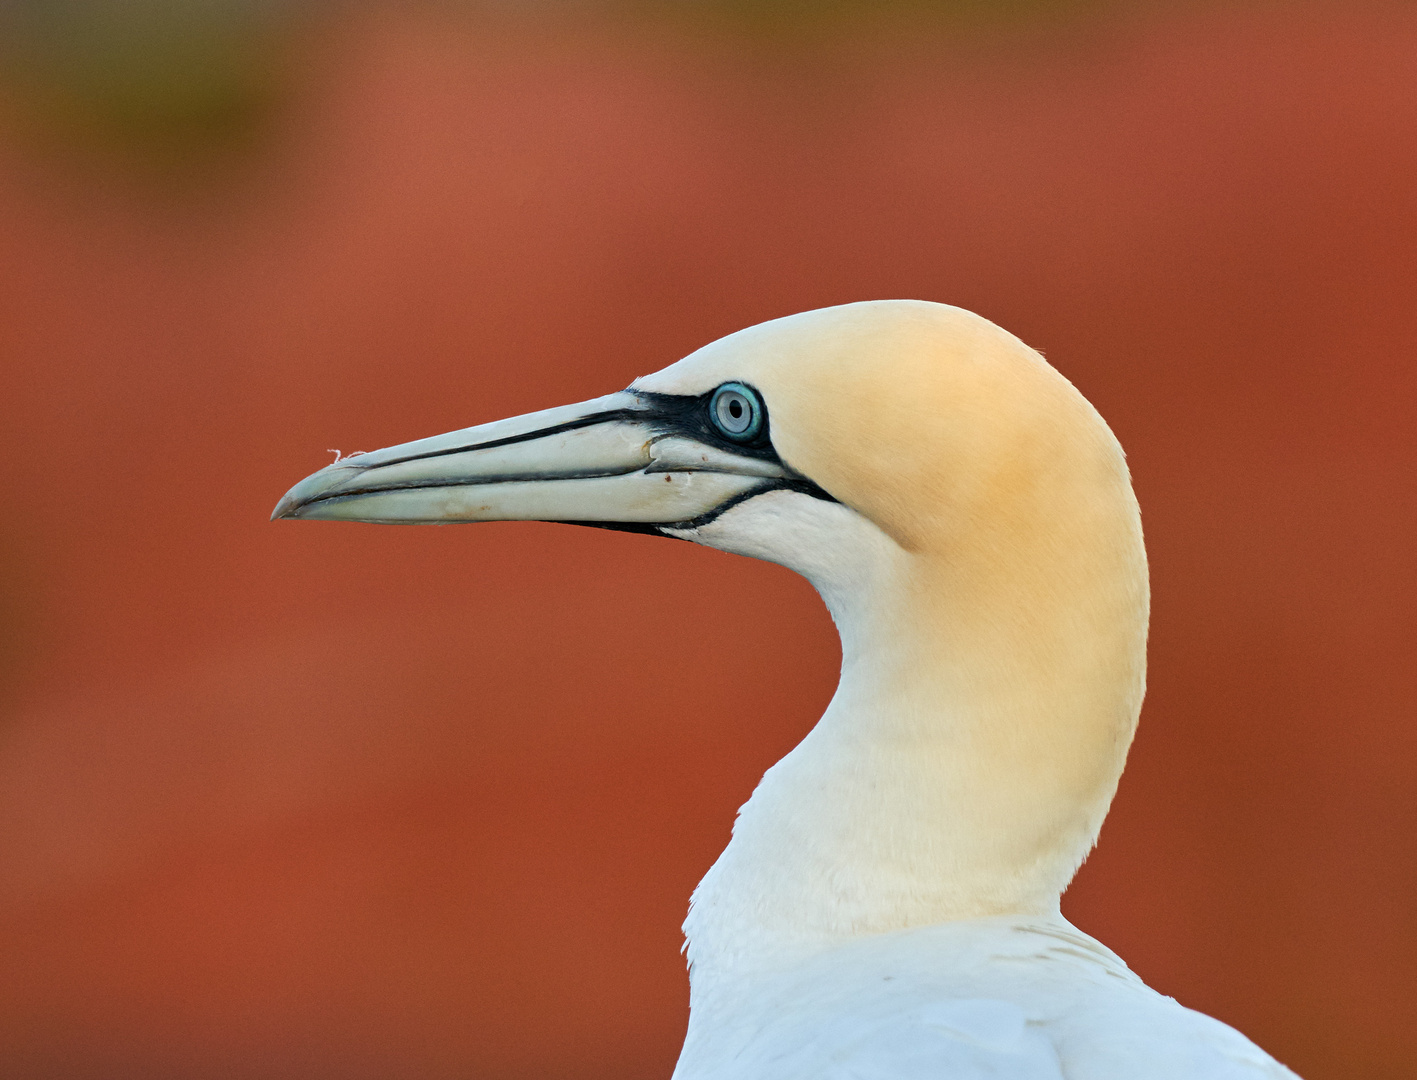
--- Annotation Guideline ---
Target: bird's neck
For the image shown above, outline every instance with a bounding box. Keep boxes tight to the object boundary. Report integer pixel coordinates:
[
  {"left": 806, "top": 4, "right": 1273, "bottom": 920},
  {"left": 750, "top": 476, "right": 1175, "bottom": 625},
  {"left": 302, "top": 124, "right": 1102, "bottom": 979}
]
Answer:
[{"left": 682, "top": 504, "right": 1148, "bottom": 989}]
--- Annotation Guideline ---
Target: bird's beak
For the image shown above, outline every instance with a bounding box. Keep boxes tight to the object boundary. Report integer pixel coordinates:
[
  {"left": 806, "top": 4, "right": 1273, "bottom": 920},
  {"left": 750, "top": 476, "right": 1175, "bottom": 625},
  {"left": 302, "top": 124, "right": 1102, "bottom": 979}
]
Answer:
[{"left": 271, "top": 390, "right": 790, "bottom": 530}]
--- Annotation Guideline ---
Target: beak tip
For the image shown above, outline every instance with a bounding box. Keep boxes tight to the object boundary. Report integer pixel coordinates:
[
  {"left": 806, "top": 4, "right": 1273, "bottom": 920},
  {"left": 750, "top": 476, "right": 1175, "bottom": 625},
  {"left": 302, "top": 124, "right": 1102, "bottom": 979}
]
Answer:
[
  {"left": 270, "top": 493, "right": 302, "bottom": 521},
  {"left": 272, "top": 461, "right": 359, "bottom": 521}
]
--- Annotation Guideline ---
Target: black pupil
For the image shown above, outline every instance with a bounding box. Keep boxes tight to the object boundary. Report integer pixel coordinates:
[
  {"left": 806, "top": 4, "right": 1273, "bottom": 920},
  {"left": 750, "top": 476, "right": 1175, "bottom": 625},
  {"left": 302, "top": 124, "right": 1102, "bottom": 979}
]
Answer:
[{"left": 729, "top": 400, "right": 743, "bottom": 418}]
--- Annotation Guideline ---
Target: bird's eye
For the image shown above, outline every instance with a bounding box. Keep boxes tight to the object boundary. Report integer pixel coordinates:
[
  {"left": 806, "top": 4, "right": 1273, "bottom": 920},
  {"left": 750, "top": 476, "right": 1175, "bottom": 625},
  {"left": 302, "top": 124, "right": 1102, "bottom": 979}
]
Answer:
[{"left": 709, "top": 383, "right": 764, "bottom": 442}]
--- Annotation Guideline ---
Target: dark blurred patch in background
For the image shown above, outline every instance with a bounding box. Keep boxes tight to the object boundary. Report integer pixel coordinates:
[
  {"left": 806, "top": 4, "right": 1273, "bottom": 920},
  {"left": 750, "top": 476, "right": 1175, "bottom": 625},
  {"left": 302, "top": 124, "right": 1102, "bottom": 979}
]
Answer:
[
  {"left": 0, "top": 2, "right": 1412, "bottom": 1078},
  {"left": 0, "top": 0, "right": 311, "bottom": 173}
]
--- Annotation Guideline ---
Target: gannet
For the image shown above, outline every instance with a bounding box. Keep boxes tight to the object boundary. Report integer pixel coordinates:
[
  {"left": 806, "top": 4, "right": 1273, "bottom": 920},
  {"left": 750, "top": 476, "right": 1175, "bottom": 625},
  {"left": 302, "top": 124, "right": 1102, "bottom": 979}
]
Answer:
[{"left": 273, "top": 300, "right": 1300, "bottom": 1079}]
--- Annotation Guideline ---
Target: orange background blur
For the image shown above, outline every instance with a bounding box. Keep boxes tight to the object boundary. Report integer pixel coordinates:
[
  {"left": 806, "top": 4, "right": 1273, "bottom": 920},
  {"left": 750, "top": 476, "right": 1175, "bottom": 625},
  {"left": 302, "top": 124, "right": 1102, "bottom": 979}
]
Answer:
[{"left": 0, "top": 2, "right": 1413, "bottom": 1078}]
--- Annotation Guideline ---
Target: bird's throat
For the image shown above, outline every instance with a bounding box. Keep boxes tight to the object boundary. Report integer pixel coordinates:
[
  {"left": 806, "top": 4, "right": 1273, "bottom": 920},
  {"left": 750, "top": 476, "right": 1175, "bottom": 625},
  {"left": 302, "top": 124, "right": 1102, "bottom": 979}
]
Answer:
[{"left": 682, "top": 504, "right": 1148, "bottom": 988}]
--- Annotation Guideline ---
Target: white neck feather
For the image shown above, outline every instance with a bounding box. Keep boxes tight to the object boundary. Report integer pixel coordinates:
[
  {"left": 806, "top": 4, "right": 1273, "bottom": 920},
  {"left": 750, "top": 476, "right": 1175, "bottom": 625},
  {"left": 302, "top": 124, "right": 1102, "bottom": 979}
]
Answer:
[{"left": 677, "top": 483, "right": 1147, "bottom": 990}]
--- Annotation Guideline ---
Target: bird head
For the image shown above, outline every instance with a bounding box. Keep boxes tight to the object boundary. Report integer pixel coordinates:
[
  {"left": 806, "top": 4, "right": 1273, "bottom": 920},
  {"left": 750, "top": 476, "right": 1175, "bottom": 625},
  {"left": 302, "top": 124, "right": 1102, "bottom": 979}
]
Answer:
[{"left": 273, "top": 301, "right": 1138, "bottom": 597}]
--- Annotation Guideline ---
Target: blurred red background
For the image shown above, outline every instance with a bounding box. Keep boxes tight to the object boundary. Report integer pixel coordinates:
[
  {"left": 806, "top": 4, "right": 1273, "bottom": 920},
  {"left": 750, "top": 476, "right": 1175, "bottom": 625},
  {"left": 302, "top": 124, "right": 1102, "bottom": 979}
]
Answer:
[{"left": 0, "top": 2, "right": 1412, "bottom": 1077}]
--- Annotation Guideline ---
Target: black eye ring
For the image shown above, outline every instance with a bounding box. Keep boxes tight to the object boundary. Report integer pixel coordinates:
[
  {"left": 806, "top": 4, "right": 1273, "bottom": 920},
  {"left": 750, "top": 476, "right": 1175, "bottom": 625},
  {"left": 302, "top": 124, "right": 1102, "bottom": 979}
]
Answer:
[{"left": 708, "top": 382, "right": 765, "bottom": 443}]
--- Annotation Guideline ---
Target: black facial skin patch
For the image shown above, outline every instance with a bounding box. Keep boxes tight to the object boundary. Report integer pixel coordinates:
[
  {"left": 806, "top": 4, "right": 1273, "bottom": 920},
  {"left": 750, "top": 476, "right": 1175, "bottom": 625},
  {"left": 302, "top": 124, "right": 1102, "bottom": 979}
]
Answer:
[{"left": 558, "top": 387, "right": 836, "bottom": 538}]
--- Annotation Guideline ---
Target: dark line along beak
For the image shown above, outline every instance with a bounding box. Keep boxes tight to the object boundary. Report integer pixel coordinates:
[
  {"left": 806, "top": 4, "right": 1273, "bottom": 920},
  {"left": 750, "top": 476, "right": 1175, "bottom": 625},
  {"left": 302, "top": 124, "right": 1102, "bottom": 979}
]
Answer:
[{"left": 270, "top": 390, "right": 798, "bottom": 528}]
